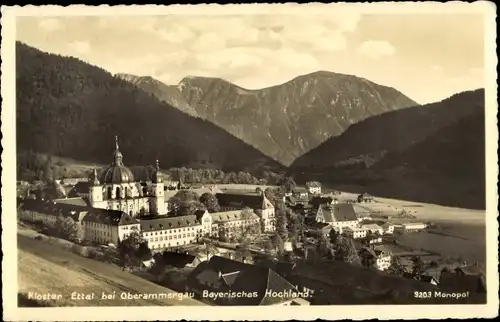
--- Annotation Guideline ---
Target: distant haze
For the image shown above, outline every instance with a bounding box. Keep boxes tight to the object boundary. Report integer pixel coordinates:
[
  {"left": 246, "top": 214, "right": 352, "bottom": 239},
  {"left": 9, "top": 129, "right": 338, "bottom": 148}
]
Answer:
[{"left": 16, "top": 11, "right": 485, "bottom": 104}]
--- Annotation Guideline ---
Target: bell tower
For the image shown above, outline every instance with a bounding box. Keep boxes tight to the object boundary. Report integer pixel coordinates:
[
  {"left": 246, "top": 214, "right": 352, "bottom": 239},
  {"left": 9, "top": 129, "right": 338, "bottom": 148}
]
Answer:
[
  {"left": 89, "top": 168, "right": 103, "bottom": 206},
  {"left": 150, "top": 160, "right": 166, "bottom": 215}
]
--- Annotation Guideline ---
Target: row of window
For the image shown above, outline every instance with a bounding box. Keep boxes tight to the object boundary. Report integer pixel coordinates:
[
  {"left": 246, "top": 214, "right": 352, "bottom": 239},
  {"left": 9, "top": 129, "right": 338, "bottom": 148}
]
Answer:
[
  {"left": 149, "top": 240, "right": 188, "bottom": 249},
  {"left": 86, "top": 222, "right": 111, "bottom": 230},
  {"left": 89, "top": 230, "right": 110, "bottom": 237},
  {"left": 146, "top": 231, "right": 199, "bottom": 242},
  {"left": 121, "top": 225, "right": 139, "bottom": 230},
  {"left": 143, "top": 226, "right": 200, "bottom": 236}
]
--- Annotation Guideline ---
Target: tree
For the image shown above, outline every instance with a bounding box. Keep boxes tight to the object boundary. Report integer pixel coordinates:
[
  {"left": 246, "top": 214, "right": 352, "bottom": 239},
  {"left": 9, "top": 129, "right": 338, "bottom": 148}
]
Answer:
[
  {"left": 387, "top": 257, "right": 406, "bottom": 276},
  {"left": 117, "top": 230, "right": 149, "bottom": 270},
  {"left": 272, "top": 233, "right": 285, "bottom": 258},
  {"left": 411, "top": 256, "right": 424, "bottom": 276},
  {"left": 328, "top": 229, "right": 340, "bottom": 245},
  {"left": 274, "top": 201, "right": 288, "bottom": 240},
  {"left": 169, "top": 190, "right": 202, "bottom": 215},
  {"left": 200, "top": 240, "right": 218, "bottom": 261},
  {"left": 235, "top": 237, "right": 252, "bottom": 263},
  {"left": 199, "top": 192, "right": 220, "bottom": 212},
  {"left": 54, "top": 216, "right": 84, "bottom": 243},
  {"left": 305, "top": 181, "right": 321, "bottom": 189},
  {"left": 427, "top": 260, "right": 440, "bottom": 279},
  {"left": 264, "top": 240, "right": 274, "bottom": 256},
  {"left": 281, "top": 176, "right": 296, "bottom": 194},
  {"left": 334, "top": 235, "right": 360, "bottom": 265},
  {"left": 178, "top": 202, "right": 201, "bottom": 216},
  {"left": 42, "top": 155, "right": 54, "bottom": 183},
  {"left": 317, "top": 234, "right": 334, "bottom": 259},
  {"left": 136, "top": 241, "right": 153, "bottom": 261}
]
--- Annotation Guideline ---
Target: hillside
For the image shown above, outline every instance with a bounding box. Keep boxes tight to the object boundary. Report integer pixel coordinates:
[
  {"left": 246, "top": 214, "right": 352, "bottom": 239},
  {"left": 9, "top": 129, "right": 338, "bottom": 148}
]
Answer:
[
  {"left": 370, "top": 109, "right": 485, "bottom": 209},
  {"left": 115, "top": 73, "right": 199, "bottom": 117},
  {"left": 16, "top": 42, "right": 283, "bottom": 176},
  {"left": 17, "top": 232, "right": 203, "bottom": 306},
  {"left": 290, "top": 89, "right": 485, "bottom": 209},
  {"left": 121, "top": 72, "right": 417, "bottom": 165}
]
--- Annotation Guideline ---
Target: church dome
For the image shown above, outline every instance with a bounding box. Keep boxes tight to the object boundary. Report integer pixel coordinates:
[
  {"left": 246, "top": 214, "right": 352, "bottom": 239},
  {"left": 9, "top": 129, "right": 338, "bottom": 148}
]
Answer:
[
  {"left": 100, "top": 135, "right": 135, "bottom": 184},
  {"left": 100, "top": 164, "right": 135, "bottom": 184}
]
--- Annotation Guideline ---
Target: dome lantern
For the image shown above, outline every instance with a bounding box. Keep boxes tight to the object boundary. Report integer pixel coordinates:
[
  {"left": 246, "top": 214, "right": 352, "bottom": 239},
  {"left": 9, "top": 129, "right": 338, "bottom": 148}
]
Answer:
[{"left": 99, "top": 135, "right": 135, "bottom": 184}]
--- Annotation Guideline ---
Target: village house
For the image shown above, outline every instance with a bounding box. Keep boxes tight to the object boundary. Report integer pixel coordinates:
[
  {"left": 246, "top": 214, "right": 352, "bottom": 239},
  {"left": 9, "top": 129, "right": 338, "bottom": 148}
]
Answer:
[
  {"left": 292, "top": 187, "right": 309, "bottom": 199},
  {"left": 67, "top": 181, "right": 91, "bottom": 199},
  {"left": 185, "top": 256, "right": 309, "bottom": 306},
  {"left": 60, "top": 177, "right": 89, "bottom": 186},
  {"left": 156, "top": 251, "right": 202, "bottom": 269},
  {"left": 215, "top": 192, "right": 275, "bottom": 232},
  {"left": 210, "top": 209, "right": 260, "bottom": 239},
  {"left": 305, "top": 182, "right": 322, "bottom": 195},
  {"left": 315, "top": 203, "right": 359, "bottom": 233},
  {"left": 357, "top": 193, "right": 374, "bottom": 203},
  {"left": 382, "top": 222, "right": 395, "bottom": 234},
  {"left": 309, "top": 196, "right": 338, "bottom": 209},
  {"left": 361, "top": 224, "right": 384, "bottom": 235},
  {"left": 343, "top": 226, "right": 368, "bottom": 239},
  {"left": 398, "top": 222, "right": 427, "bottom": 232},
  {"left": 414, "top": 275, "right": 439, "bottom": 286},
  {"left": 359, "top": 246, "right": 392, "bottom": 271},
  {"left": 285, "top": 195, "right": 309, "bottom": 207},
  {"left": 306, "top": 222, "right": 333, "bottom": 239},
  {"left": 364, "top": 235, "right": 383, "bottom": 245},
  {"left": 439, "top": 264, "right": 486, "bottom": 294}
]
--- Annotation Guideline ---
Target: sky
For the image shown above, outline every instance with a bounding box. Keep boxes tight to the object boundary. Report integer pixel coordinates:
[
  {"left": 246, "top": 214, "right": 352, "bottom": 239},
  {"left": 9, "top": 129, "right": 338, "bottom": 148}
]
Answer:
[{"left": 16, "top": 9, "right": 486, "bottom": 104}]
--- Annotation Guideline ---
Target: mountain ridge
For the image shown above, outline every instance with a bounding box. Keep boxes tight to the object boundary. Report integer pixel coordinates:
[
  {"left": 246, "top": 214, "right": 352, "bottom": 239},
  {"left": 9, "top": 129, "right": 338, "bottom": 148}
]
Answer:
[
  {"left": 119, "top": 71, "right": 418, "bottom": 165},
  {"left": 16, "top": 42, "right": 284, "bottom": 176},
  {"left": 289, "top": 89, "right": 486, "bottom": 209}
]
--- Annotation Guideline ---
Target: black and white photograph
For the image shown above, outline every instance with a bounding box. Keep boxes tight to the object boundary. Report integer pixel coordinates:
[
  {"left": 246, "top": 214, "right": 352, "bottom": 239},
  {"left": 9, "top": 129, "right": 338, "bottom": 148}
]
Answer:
[{"left": 1, "top": 3, "right": 498, "bottom": 321}]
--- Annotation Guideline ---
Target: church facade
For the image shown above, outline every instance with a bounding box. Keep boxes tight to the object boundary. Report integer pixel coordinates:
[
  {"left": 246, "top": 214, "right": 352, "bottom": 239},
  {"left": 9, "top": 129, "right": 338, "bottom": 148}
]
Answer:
[{"left": 88, "top": 136, "right": 167, "bottom": 217}]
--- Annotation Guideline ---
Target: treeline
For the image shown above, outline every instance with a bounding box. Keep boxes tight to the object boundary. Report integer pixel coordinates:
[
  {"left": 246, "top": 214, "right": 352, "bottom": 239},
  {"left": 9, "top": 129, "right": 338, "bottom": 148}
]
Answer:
[
  {"left": 167, "top": 167, "right": 287, "bottom": 185},
  {"left": 16, "top": 42, "right": 283, "bottom": 177},
  {"left": 17, "top": 151, "right": 291, "bottom": 187},
  {"left": 17, "top": 150, "right": 80, "bottom": 182}
]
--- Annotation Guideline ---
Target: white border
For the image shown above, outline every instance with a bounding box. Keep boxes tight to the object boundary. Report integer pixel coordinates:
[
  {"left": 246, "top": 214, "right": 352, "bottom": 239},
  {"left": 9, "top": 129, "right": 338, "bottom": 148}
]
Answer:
[{"left": 2, "top": 3, "right": 498, "bottom": 320}]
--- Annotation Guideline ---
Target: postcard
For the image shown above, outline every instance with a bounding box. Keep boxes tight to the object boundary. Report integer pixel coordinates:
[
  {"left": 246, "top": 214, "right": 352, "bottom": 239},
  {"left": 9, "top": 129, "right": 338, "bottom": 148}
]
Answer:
[{"left": 1, "top": 2, "right": 498, "bottom": 321}]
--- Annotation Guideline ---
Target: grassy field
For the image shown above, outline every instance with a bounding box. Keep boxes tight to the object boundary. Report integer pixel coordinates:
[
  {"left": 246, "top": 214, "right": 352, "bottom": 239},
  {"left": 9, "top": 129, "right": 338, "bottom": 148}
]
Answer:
[
  {"left": 17, "top": 234, "right": 204, "bottom": 307},
  {"left": 332, "top": 190, "right": 487, "bottom": 264}
]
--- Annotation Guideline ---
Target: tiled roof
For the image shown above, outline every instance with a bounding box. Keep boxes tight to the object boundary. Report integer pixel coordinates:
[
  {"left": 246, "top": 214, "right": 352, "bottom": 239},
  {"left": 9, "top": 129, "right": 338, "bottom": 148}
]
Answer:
[
  {"left": 344, "top": 226, "right": 365, "bottom": 232},
  {"left": 140, "top": 215, "right": 201, "bottom": 232},
  {"left": 82, "top": 209, "right": 138, "bottom": 226},
  {"left": 318, "top": 203, "right": 357, "bottom": 222},
  {"left": 210, "top": 210, "right": 259, "bottom": 223},
  {"left": 417, "top": 275, "right": 438, "bottom": 283},
  {"left": 190, "top": 186, "right": 224, "bottom": 195},
  {"left": 456, "top": 265, "right": 484, "bottom": 276},
  {"left": 373, "top": 245, "right": 392, "bottom": 255},
  {"left": 186, "top": 256, "right": 298, "bottom": 305},
  {"left": 158, "top": 251, "right": 197, "bottom": 268},
  {"left": 53, "top": 197, "right": 89, "bottom": 207},
  {"left": 309, "top": 196, "right": 333, "bottom": 207},
  {"left": 20, "top": 199, "right": 88, "bottom": 222},
  {"left": 216, "top": 193, "right": 273, "bottom": 210},
  {"left": 309, "top": 222, "right": 331, "bottom": 230},
  {"left": 361, "top": 224, "right": 383, "bottom": 231},
  {"left": 71, "top": 181, "right": 90, "bottom": 194},
  {"left": 439, "top": 271, "right": 486, "bottom": 293},
  {"left": 20, "top": 198, "right": 136, "bottom": 226}
]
